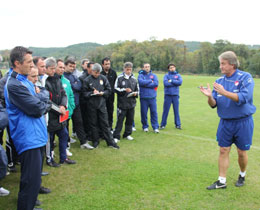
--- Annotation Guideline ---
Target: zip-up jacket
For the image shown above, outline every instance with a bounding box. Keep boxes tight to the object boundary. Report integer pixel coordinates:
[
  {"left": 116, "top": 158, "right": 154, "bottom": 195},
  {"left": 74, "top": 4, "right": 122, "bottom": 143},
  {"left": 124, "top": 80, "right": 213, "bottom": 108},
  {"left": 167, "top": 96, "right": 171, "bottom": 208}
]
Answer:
[
  {"left": 82, "top": 74, "right": 111, "bottom": 109},
  {"left": 163, "top": 71, "right": 182, "bottom": 96},
  {"left": 45, "top": 74, "right": 67, "bottom": 132},
  {"left": 60, "top": 75, "right": 75, "bottom": 119},
  {"left": 114, "top": 73, "right": 139, "bottom": 109},
  {"left": 4, "top": 70, "right": 49, "bottom": 155},
  {"left": 64, "top": 71, "right": 81, "bottom": 106},
  {"left": 212, "top": 69, "right": 256, "bottom": 119},
  {"left": 138, "top": 70, "right": 159, "bottom": 99}
]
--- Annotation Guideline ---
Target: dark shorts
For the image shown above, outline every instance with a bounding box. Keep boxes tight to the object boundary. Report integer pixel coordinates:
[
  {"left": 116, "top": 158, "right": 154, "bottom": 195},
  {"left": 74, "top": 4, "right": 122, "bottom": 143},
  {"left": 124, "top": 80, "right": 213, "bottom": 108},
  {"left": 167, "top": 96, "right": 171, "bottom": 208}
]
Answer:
[{"left": 216, "top": 115, "right": 254, "bottom": 151}]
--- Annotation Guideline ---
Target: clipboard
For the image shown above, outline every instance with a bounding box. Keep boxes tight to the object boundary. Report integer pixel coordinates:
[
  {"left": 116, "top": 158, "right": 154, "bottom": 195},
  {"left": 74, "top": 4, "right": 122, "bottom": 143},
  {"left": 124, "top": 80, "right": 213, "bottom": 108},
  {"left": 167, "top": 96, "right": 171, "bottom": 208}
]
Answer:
[{"left": 127, "top": 92, "right": 137, "bottom": 98}]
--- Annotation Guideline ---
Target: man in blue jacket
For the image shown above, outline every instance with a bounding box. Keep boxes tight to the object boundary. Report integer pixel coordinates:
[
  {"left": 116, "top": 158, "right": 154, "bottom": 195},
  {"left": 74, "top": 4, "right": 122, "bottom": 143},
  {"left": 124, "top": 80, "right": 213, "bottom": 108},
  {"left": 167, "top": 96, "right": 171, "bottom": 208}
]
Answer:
[
  {"left": 4, "top": 46, "right": 51, "bottom": 210},
  {"left": 200, "top": 51, "right": 256, "bottom": 190},
  {"left": 138, "top": 63, "right": 159, "bottom": 133},
  {"left": 160, "top": 63, "right": 183, "bottom": 129}
]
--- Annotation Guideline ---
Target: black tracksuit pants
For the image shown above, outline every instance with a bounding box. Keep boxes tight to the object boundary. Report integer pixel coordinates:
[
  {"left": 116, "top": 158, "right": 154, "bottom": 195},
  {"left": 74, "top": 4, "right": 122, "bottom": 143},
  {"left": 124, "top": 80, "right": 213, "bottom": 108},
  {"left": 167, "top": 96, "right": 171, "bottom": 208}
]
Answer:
[
  {"left": 113, "top": 107, "right": 134, "bottom": 140},
  {"left": 88, "top": 106, "right": 114, "bottom": 145},
  {"left": 71, "top": 105, "right": 87, "bottom": 145}
]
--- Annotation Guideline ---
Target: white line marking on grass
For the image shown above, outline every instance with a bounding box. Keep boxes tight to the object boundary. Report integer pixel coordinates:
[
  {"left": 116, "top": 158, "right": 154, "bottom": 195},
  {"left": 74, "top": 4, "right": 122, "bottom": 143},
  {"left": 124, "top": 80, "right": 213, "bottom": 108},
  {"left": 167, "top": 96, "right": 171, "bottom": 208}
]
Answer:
[{"left": 165, "top": 132, "right": 260, "bottom": 151}]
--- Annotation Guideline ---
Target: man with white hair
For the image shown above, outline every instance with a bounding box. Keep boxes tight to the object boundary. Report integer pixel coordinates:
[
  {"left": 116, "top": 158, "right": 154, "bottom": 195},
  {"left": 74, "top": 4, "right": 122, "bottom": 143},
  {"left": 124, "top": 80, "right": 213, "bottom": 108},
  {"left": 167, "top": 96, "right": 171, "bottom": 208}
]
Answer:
[
  {"left": 82, "top": 63, "right": 119, "bottom": 149},
  {"left": 45, "top": 57, "right": 76, "bottom": 166}
]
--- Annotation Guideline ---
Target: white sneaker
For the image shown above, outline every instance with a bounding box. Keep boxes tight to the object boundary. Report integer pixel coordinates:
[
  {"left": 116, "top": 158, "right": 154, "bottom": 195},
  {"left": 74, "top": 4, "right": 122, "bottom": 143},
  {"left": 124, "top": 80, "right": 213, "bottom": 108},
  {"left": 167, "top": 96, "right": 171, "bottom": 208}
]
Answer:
[
  {"left": 0, "top": 187, "right": 10, "bottom": 196},
  {"left": 114, "top": 138, "right": 120, "bottom": 143},
  {"left": 132, "top": 127, "right": 136, "bottom": 131},
  {"left": 154, "top": 129, "right": 159, "bottom": 133},
  {"left": 70, "top": 137, "right": 77, "bottom": 143},
  {"left": 125, "top": 135, "right": 134, "bottom": 140},
  {"left": 143, "top": 128, "right": 149, "bottom": 132},
  {"left": 80, "top": 142, "right": 94, "bottom": 150},
  {"left": 71, "top": 132, "right": 77, "bottom": 138},
  {"left": 66, "top": 149, "right": 73, "bottom": 157}
]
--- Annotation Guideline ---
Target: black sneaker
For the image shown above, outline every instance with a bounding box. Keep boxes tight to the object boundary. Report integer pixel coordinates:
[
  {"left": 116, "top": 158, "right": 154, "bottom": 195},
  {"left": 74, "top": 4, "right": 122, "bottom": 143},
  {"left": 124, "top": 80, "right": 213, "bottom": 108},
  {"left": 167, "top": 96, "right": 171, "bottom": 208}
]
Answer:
[
  {"left": 108, "top": 143, "right": 120, "bottom": 149},
  {"left": 207, "top": 180, "right": 227, "bottom": 190},
  {"left": 39, "top": 186, "right": 51, "bottom": 194},
  {"left": 235, "top": 175, "right": 245, "bottom": 187},
  {"left": 46, "top": 160, "right": 60, "bottom": 168},
  {"left": 60, "top": 158, "right": 76, "bottom": 165},
  {"left": 93, "top": 141, "right": 99, "bottom": 148}
]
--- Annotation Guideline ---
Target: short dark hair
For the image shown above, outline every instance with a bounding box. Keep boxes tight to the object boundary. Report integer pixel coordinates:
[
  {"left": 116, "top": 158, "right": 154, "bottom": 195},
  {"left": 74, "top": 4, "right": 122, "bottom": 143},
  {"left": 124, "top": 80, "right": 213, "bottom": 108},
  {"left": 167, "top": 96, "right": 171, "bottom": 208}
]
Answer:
[
  {"left": 142, "top": 63, "right": 150, "bottom": 68},
  {"left": 56, "top": 58, "right": 64, "bottom": 64},
  {"left": 167, "top": 63, "right": 176, "bottom": 69},
  {"left": 64, "top": 55, "right": 76, "bottom": 65},
  {"left": 33, "top": 56, "right": 43, "bottom": 65},
  {"left": 101, "top": 57, "right": 110, "bottom": 65},
  {"left": 87, "top": 62, "right": 94, "bottom": 68},
  {"left": 10, "top": 46, "right": 32, "bottom": 68}
]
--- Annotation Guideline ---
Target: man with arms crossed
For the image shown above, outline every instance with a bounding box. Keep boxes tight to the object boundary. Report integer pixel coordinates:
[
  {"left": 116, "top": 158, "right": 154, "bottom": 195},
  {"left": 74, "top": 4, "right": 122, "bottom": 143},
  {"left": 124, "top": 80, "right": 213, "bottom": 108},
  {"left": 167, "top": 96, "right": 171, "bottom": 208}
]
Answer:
[
  {"left": 200, "top": 51, "right": 256, "bottom": 189},
  {"left": 5, "top": 46, "right": 51, "bottom": 209}
]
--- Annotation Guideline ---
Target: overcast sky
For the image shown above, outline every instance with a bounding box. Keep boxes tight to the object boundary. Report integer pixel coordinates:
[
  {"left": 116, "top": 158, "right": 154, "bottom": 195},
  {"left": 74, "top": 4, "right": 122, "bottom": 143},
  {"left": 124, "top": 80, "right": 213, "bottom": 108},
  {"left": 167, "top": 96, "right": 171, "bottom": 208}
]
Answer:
[{"left": 0, "top": 0, "right": 259, "bottom": 50}]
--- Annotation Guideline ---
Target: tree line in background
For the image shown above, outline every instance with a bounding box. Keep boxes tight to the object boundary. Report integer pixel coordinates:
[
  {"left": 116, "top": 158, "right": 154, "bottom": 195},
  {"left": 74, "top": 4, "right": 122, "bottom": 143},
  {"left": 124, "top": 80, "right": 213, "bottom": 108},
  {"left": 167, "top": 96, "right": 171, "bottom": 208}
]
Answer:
[
  {"left": 87, "top": 38, "right": 260, "bottom": 76},
  {"left": 1, "top": 38, "right": 260, "bottom": 76}
]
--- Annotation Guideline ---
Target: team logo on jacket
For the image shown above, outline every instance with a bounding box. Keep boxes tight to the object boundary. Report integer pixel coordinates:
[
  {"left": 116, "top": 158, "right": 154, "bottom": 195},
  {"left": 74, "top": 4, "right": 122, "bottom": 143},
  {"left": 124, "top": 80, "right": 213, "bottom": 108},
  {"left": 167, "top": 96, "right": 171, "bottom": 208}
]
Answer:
[
  {"left": 150, "top": 75, "right": 154, "bottom": 79},
  {"left": 174, "top": 76, "right": 178, "bottom": 79},
  {"left": 234, "top": 81, "right": 239, "bottom": 86},
  {"left": 100, "top": 80, "right": 103, "bottom": 85},
  {"left": 122, "top": 81, "right": 125, "bottom": 86}
]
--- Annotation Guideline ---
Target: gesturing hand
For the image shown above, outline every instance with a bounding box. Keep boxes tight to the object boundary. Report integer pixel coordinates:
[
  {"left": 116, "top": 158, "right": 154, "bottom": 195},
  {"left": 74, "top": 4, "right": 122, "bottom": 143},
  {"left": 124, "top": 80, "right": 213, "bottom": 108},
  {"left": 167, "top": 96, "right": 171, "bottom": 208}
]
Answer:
[{"left": 199, "top": 83, "right": 212, "bottom": 97}]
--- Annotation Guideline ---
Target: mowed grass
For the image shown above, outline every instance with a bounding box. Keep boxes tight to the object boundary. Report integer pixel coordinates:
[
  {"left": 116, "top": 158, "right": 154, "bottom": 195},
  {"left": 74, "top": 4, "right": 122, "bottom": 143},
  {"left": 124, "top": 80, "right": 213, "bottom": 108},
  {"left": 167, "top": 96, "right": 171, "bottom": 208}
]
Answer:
[{"left": 1, "top": 74, "right": 260, "bottom": 210}]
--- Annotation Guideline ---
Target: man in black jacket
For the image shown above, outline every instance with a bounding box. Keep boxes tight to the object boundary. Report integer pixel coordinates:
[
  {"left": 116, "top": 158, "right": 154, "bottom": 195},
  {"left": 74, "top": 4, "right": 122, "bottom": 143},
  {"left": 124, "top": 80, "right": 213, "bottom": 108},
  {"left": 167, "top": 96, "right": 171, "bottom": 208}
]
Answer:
[
  {"left": 82, "top": 63, "right": 119, "bottom": 149},
  {"left": 113, "top": 62, "right": 138, "bottom": 142},
  {"left": 101, "top": 57, "right": 117, "bottom": 131},
  {"left": 45, "top": 57, "right": 76, "bottom": 165},
  {"left": 79, "top": 61, "right": 94, "bottom": 140}
]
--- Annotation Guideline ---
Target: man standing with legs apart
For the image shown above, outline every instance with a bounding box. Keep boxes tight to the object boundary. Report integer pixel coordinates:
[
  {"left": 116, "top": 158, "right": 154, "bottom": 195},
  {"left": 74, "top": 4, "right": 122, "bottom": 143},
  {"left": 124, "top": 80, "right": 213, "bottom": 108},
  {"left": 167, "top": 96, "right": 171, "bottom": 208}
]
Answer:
[
  {"left": 138, "top": 63, "right": 159, "bottom": 133},
  {"left": 160, "top": 63, "right": 182, "bottom": 130},
  {"left": 113, "top": 62, "right": 139, "bottom": 142},
  {"left": 82, "top": 63, "right": 119, "bottom": 149},
  {"left": 4, "top": 46, "right": 51, "bottom": 210},
  {"left": 200, "top": 51, "right": 256, "bottom": 190}
]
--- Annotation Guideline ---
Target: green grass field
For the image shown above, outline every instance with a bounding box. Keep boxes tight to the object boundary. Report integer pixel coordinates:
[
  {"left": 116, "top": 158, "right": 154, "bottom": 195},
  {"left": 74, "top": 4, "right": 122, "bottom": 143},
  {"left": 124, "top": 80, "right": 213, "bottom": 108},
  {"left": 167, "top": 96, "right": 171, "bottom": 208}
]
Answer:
[{"left": 1, "top": 74, "right": 260, "bottom": 210}]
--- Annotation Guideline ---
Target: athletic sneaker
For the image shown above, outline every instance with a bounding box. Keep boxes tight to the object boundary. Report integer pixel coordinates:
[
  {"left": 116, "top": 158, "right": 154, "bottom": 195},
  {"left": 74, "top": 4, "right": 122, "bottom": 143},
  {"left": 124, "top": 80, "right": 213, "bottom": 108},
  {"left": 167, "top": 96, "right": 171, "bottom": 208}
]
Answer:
[
  {"left": 0, "top": 187, "right": 10, "bottom": 196},
  {"left": 143, "top": 128, "right": 149, "bottom": 132},
  {"left": 176, "top": 125, "right": 182, "bottom": 130},
  {"left": 132, "top": 127, "right": 136, "bottom": 131},
  {"left": 154, "top": 129, "right": 159, "bottom": 133},
  {"left": 207, "top": 180, "right": 227, "bottom": 190},
  {"left": 80, "top": 142, "right": 94, "bottom": 150},
  {"left": 159, "top": 126, "right": 165, "bottom": 130},
  {"left": 8, "top": 165, "right": 17, "bottom": 173},
  {"left": 108, "top": 143, "right": 120, "bottom": 149},
  {"left": 70, "top": 137, "right": 77, "bottom": 144},
  {"left": 71, "top": 132, "right": 77, "bottom": 138},
  {"left": 125, "top": 135, "right": 134, "bottom": 140},
  {"left": 66, "top": 149, "right": 73, "bottom": 157},
  {"left": 114, "top": 138, "right": 120, "bottom": 143},
  {"left": 235, "top": 175, "right": 245, "bottom": 187}
]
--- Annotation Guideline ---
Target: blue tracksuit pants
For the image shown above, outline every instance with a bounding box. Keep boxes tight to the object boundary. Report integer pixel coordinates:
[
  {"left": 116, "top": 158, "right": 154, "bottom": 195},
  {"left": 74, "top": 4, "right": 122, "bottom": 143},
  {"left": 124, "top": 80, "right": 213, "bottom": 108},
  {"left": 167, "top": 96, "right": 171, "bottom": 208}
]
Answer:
[
  {"left": 140, "top": 98, "right": 159, "bottom": 130},
  {"left": 161, "top": 95, "right": 181, "bottom": 127}
]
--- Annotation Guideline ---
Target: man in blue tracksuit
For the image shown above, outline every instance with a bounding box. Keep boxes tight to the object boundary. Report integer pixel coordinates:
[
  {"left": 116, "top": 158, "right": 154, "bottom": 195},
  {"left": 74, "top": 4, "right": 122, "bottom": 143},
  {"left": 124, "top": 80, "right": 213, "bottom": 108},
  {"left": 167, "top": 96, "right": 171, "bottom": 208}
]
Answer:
[
  {"left": 200, "top": 51, "right": 256, "bottom": 190},
  {"left": 160, "top": 63, "right": 183, "bottom": 129},
  {"left": 138, "top": 63, "right": 159, "bottom": 133},
  {"left": 5, "top": 46, "right": 51, "bottom": 209}
]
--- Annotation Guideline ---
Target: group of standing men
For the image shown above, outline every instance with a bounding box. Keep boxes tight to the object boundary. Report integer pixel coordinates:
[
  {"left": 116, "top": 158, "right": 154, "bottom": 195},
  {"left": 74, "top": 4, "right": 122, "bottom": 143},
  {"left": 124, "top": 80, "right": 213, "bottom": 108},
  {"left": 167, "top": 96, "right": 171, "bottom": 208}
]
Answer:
[{"left": 0, "top": 45, "right": 255, "bottom": 210}]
